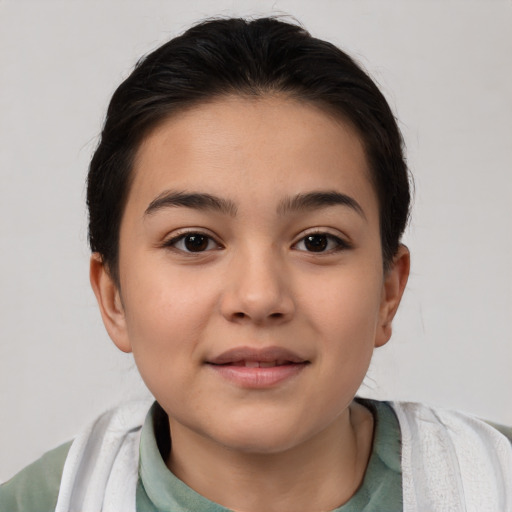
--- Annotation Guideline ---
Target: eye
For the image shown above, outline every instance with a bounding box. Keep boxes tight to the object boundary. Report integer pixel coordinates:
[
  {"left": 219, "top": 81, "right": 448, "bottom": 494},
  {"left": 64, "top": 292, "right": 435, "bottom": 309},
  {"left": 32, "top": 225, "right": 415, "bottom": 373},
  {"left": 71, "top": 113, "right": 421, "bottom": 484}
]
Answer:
[
  {"left": 165, "top": 232, "right": 220, "bottom": 253},
  {"left": 294, "top": 233, "right": 348, "bottom": 253}
]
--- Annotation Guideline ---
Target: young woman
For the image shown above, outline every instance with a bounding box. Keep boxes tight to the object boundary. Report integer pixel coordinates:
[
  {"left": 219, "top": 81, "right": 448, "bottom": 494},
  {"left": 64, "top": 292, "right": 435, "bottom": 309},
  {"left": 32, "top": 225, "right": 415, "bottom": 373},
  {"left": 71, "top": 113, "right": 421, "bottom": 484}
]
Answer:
[{"left": 1, "top": 16, "right": 511, "bottom": 512}]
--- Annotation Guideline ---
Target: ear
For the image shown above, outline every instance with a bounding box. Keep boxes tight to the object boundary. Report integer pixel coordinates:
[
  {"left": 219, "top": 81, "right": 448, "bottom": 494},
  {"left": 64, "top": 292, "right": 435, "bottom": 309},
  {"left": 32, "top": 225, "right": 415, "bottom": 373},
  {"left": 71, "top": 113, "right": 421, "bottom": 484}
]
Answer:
[
  {"left": 374, "top": 244, "right": 410, "bottom": 348},
  {"left": 89, "top": 253, "right": 132, "bottom": 353}
]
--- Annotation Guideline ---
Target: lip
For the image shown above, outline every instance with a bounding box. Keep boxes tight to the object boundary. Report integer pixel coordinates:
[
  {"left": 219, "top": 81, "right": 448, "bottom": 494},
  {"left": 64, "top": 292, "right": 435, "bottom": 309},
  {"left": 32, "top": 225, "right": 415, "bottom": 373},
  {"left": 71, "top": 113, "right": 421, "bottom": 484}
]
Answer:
[
  {"left": 206, "top": 346, "right": 309, "bottom": 388},
  {"left": 207, "top": 346, "right": 307, "bottom": 365}
]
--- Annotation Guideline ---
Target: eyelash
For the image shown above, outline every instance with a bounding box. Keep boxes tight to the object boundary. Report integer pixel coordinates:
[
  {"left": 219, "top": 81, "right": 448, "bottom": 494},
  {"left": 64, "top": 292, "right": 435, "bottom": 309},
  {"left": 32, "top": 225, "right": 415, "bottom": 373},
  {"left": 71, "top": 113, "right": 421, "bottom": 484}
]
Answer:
[
  {"left": 292, "top": 231, "right": 351, "bottom": 254},
  {"left": 162, "top": 231, "right": 222, "bottom": 253},
  {"left": 162, "top": 230, "right": 351, "bottom": 254}
]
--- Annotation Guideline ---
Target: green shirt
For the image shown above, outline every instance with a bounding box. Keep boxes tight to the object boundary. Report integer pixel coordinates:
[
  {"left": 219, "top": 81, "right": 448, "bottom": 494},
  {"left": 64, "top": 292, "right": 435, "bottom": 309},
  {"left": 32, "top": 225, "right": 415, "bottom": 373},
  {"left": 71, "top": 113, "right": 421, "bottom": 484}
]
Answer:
[
  {"left": 135, "top": 400, "right": 402, "bottom": 511},
  {"left": 0, "top": 440, "right": 72, "bottom": 512},
  {"left": 2, "top": 400, "right": 509, "bottom": 511}
]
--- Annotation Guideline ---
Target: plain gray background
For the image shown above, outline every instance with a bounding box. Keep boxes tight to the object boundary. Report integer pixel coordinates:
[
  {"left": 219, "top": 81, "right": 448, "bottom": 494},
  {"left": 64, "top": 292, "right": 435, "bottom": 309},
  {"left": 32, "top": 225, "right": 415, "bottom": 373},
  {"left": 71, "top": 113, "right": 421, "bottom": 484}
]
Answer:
[{"left": 1, "top": 0, "right": 511, "bottom": 481}]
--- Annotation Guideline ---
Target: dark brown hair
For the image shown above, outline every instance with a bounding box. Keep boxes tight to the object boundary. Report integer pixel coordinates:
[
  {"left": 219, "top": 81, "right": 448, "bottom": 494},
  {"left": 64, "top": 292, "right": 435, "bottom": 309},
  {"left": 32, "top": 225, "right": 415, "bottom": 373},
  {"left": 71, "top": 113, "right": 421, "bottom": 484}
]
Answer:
[{"left": 87, "top": 17, "right": 410, "bottom": 284}]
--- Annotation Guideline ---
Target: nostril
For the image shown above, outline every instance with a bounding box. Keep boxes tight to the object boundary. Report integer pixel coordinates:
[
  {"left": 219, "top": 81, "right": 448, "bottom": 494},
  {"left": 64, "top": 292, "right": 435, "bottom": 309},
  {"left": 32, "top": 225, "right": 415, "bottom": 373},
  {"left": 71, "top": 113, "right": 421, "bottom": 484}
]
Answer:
[{"left": 231, "top": 311, "right": 284, "bottom": 321}]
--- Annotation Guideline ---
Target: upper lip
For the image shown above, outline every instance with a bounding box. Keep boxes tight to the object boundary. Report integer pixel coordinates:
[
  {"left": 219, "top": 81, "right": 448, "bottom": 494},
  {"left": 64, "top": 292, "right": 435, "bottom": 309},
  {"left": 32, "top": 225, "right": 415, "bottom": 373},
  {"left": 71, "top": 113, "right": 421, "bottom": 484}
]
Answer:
[{"left": 206, "top": 346, "right": 308, "bottom": 365}]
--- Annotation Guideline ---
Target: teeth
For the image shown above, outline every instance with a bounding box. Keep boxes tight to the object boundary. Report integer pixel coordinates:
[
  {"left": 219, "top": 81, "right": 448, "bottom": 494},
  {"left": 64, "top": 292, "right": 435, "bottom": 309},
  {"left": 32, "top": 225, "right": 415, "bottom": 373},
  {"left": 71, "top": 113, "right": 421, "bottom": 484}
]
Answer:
[
  {"left": 242, "top": 361, "right": 278, "bottom": 368},
  {"left": 225, "top": 360, "right": 291, "bottom": 367}
]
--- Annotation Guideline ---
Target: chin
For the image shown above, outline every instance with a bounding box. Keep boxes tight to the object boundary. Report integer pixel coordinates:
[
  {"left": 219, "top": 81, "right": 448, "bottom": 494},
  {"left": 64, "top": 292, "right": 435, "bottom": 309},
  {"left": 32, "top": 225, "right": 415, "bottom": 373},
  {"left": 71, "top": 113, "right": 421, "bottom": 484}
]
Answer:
[
  {"left": 220, "top": 432, "right": 302, "bottom": 455},
  {"left": 207, "top": 417, "right": 314, "bottom": 455}
]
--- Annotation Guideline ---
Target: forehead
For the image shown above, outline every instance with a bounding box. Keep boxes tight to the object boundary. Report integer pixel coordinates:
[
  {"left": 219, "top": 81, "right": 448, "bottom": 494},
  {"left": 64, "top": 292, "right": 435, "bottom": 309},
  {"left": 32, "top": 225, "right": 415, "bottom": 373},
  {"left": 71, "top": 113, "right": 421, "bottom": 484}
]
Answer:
[{"left": 127, "top": 95, "right": 378, "bottom": 220}]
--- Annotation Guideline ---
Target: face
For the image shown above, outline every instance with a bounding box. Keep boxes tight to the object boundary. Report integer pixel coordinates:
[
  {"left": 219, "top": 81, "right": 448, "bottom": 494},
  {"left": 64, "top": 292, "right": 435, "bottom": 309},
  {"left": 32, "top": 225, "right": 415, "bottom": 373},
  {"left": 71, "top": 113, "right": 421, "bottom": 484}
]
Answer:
[{"left": 91, "top": 95, "right": 408, "bottom": 455}]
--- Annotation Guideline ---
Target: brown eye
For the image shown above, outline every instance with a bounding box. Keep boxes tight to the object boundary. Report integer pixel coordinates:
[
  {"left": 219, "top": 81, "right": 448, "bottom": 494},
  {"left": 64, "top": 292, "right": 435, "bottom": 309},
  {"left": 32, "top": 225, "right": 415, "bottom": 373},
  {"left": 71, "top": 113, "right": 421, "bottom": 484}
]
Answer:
[
  {"left": 294, "top": 233, "right": 349, "bottom": 253},
  {"left": 304, "top": 234, "right": 328, "bottom": 252},
  {"left": 183, "top": 234, "right": 209, "bottom": 252},
  {"left": 165, "top": 232, "right": 219, "bottom": 253}
]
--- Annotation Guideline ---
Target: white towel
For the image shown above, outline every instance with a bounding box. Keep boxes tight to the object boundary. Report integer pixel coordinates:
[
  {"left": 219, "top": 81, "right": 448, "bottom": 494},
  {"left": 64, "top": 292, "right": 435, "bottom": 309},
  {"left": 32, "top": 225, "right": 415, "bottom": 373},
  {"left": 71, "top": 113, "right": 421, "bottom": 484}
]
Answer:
[
  {"left": 55, "top": 401, "right": 150, "bottom": 512},
  {"left": 55, "top": 400, "right": 512, "bottom": 511},
  {"left": 393, "top": 402, "right": 512, "bottom": 512}
]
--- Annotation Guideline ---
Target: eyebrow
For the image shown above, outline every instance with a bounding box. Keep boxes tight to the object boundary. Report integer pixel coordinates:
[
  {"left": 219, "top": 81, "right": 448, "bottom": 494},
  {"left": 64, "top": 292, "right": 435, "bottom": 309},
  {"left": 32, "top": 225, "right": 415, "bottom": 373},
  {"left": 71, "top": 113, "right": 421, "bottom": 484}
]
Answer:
[
  {"left": 145, "top": 190, "right": 238, "bottom": 217},
  {"left": 144, "top": 189, "right": 365, "bottom": 220},
  {"left": 277, "top": 191, "right": 366, "bottom": 219}
]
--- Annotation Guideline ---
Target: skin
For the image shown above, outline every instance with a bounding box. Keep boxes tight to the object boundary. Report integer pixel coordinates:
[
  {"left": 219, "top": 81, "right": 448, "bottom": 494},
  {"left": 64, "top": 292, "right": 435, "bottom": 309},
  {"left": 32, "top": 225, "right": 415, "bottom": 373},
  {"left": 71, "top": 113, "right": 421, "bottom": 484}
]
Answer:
[{"left": 91, "top": 95, "right": 409, "bottom": 512}]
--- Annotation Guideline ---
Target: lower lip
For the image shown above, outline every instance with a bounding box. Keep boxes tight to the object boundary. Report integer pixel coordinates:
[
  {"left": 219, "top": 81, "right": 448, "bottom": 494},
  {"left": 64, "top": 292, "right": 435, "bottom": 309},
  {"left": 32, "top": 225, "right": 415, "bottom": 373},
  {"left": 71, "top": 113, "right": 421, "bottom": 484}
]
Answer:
[{"left": 207, "top": 363, "right": 307, "bottom": 388}]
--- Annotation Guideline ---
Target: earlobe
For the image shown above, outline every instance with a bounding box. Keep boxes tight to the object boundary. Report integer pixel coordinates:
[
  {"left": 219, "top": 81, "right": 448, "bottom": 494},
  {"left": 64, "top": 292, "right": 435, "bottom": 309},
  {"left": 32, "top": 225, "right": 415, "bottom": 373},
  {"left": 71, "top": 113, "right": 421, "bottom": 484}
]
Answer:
[
  {"left": 89, "top": 254, "right": 133, "bottom": 353},
  {"left": 375, "top": 245, "right": 410, "bottom": 348}
]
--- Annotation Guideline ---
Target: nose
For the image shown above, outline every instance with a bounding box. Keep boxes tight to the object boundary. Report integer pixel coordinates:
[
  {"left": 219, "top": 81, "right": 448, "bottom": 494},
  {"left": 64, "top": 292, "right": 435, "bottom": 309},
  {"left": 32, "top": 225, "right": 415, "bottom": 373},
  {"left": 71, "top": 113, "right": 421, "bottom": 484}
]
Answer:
[{"left": 220, "top": 250, "right": 295, "bottom": 325}]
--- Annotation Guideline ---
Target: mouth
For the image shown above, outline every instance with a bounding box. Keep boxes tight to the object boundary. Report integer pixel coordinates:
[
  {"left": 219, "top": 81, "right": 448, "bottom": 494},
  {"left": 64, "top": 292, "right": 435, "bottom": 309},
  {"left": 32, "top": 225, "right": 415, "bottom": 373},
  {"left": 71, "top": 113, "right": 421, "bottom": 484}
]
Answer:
[
  {"left": 206, "top": 346, "right": 308, "bottom": 366},
  {"left": 217, "top": 360, "right": 298, "bottom": 368},
  {"left": 206, "top": 346, "right": 310, "bottom": 388}
]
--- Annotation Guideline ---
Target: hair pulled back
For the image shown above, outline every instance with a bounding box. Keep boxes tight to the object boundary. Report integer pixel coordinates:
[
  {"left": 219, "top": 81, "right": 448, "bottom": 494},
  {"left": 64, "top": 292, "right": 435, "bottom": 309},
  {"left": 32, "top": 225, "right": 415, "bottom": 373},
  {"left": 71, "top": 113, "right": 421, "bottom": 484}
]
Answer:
[{"left": 87, "top": 17, "right": 410, "bottom": 284}]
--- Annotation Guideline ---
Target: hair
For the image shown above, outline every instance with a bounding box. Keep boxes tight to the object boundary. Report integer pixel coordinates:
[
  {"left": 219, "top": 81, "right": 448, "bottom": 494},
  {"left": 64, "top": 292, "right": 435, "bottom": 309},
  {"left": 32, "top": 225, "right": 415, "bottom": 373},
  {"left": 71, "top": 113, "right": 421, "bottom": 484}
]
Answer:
[{"left": 87, "top": 16, "right": 410, "bottom": 285}]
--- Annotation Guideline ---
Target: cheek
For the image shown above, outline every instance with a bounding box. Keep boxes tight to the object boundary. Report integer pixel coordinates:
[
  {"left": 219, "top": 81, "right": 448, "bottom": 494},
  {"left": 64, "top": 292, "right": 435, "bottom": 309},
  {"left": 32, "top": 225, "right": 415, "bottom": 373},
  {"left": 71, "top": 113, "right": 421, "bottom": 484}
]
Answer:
[
  {"left": 305, "top": 266, "right": 382, "bottom": 328},
  {"left": 120, "top": 265, "right": 219, "bottom": 380},
  {"left": 301, "top": 267, "right": 383, "bottom": 365},
  {"left": 123, "top": 260, "right": 215, "bottom": 333}
]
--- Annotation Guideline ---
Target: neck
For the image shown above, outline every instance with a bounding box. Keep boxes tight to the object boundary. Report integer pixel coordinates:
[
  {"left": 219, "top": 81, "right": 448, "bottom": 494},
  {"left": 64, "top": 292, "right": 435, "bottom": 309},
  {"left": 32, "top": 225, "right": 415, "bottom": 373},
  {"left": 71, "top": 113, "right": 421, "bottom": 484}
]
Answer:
[{"left": 166, "top": 401, "right": 374, "bottom": 512}]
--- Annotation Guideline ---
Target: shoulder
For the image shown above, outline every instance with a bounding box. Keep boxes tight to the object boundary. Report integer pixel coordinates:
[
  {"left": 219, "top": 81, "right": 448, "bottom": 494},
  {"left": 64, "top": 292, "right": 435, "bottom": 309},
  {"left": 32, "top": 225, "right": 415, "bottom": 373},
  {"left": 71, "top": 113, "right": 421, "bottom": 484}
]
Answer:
[
  {"left": 485, "top": 420, "right": 512, "bottom": 445},
  {"left": 390, "top": 400, "right": 512, "bottom": 444},
  {"left": 390, "top": 401, "right": 512, "bottom": 484},
  {"left": 0, "top": 441, "right": 72, "bottom": 512},
  {"left": 389, "top": 401, "right": 512, "bottom": 509},
  {"left": 0, "top": 401, "right": 152, "bottom": 512}
]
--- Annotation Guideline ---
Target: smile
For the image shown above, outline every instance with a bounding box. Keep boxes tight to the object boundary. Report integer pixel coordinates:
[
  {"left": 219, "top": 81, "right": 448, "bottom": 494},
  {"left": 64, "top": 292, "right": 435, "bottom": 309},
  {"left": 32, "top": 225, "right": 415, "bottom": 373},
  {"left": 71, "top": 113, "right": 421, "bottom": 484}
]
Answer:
[{"left": 206, "top": 346, "right": 310, "bottom": 388}]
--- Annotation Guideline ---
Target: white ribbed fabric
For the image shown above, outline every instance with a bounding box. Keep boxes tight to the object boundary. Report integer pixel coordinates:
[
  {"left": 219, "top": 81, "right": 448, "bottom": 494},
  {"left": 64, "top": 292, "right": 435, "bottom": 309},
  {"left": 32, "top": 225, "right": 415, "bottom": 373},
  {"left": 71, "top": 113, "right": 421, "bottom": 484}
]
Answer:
[
  {"left": 54, "top": 401, "right": 150, "bottom": 512},
  {"left": 393, "top": 402, "right": 512, "bottom": 512},
  {"left": 54, "top": 400, "right": 512, "bottom": 511}
]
